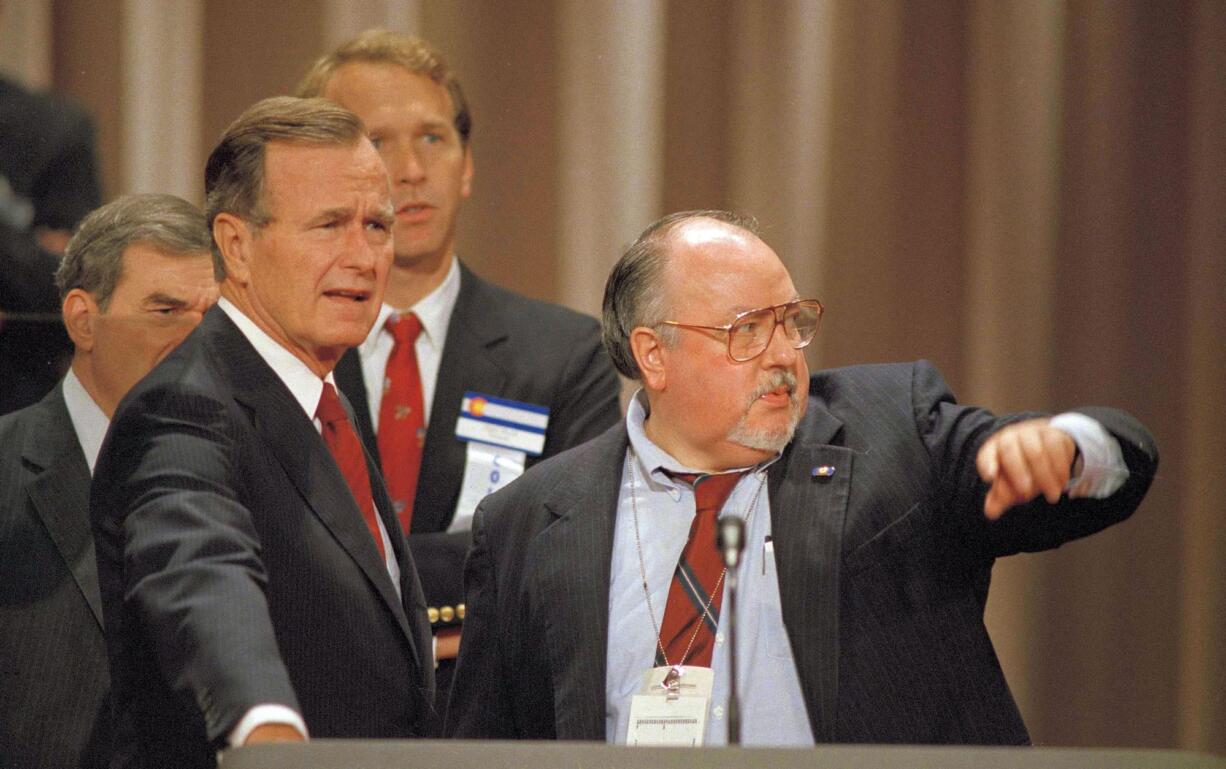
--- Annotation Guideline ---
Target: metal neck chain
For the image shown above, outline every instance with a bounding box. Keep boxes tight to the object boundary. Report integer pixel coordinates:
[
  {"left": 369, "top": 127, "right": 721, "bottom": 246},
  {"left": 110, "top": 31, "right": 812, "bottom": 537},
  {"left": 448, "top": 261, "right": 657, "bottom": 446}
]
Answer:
[{"left": 627, "top": 448, "right": 766, "bottom": 669}]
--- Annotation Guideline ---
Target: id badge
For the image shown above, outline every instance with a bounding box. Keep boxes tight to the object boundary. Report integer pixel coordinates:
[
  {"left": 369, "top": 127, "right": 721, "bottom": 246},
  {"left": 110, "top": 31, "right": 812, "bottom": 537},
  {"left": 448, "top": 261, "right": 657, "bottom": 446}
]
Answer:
[
  {"left": 450, "top": 441, "right": 525, "bottom": 532},
  {"left": 626, "top": 666, "right": 714, "bottom": 746},
  {"left": 450, "top": 393, "right": 548, "bottom": 530}
]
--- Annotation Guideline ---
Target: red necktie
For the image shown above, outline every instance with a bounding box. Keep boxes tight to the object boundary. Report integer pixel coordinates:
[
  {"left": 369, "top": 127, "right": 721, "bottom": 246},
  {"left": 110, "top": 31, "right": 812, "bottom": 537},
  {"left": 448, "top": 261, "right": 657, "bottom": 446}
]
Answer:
[
  {"left": 378, "top": 313, "right": 426, "bottom": 535},
  {"left": 655, "top": 472, "right": 743, "bottom": 668},
  {"left": 317, "top": 382, "right": 385, "bottom": 561}
]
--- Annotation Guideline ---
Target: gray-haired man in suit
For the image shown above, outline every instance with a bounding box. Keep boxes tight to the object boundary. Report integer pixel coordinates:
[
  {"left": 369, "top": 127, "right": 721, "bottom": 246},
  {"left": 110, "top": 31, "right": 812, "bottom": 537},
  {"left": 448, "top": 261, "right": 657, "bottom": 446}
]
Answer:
[
  {"left": 447, "top": 209, "right": 1158, "bottom": 746},
  {"left": 0, "top": 193, "right": 217, "bottom": 769},
  {"left": 91, "top": 97, "right": 435, "bottom": 769},
  {"left": 296, "top": 32, "right": 622, "bottom": 678}
]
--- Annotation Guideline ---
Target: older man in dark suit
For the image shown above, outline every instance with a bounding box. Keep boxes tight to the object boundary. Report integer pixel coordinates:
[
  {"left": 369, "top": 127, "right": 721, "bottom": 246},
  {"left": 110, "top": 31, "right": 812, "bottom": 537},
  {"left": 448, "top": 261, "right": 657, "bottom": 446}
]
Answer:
[
  {"left": 91, "top": 97, "right": 434, "bottom": 768},
  {"left": 446, "top": 210, "right": 1158, "bottom": 745},
  {"left": 0, "top": 193, "right": 217, "bottom": 769},
  {"left": 296, "top": 31, "right": 621, "bottom": 673}
]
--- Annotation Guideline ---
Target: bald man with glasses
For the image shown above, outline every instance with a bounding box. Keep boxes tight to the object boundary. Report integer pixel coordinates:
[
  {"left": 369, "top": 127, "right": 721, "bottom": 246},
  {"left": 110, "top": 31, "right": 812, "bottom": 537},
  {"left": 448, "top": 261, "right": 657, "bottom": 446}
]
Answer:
[{"left": 446, "top": 210, "right": 1157, "bottom": 747}]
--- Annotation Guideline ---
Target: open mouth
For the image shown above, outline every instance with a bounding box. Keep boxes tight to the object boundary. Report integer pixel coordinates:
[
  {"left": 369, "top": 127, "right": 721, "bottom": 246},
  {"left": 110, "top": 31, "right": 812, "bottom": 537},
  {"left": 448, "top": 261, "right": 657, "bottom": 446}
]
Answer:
[
  {"left": 323, "top": 288, "right": 371, "bottom": 303},
  {"left": 758, "top": 386, "right": 792, "bottom": 404}
]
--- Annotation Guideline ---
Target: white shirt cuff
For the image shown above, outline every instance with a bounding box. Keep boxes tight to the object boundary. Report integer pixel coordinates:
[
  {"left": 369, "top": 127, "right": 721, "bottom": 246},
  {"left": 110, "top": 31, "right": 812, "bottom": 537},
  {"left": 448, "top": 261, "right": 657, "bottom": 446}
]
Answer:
[
  {"left": 227, "top": 704, "right": 308, "bottom": 748},
  {"left": 1049, "top": 412, "right": 1129, "bottom": 499}
]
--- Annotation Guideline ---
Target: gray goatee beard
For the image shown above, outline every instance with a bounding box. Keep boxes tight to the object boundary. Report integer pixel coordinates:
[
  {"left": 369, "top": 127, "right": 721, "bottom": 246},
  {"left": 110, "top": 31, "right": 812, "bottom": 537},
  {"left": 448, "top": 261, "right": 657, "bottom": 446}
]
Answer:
[{"left": 727, "top": 369, "right": 802, "bottom": 454}]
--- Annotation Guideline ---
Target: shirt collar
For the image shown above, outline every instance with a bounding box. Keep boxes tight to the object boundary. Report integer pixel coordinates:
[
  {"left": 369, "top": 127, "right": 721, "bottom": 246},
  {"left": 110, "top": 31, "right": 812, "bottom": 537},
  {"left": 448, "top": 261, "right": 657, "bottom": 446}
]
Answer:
[
  {"left": 624, "top": 389, "right": 780, "bottom": 491},
  {"left": 359, "top": 255, "right": 461, "bottom": 357},
  {"left": 217, "top": 297, "right": 331, "bottom": 419},
  {"left": 61, "top": 367, "right": 110, "bottom": 475}
]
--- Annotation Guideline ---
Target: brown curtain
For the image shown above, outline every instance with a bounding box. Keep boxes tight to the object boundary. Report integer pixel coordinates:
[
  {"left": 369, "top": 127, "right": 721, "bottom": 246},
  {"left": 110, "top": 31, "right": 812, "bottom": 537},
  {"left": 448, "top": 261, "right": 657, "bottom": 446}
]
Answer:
[{"left": 46, "top": 0, "right": 1224, "bottom": 751}]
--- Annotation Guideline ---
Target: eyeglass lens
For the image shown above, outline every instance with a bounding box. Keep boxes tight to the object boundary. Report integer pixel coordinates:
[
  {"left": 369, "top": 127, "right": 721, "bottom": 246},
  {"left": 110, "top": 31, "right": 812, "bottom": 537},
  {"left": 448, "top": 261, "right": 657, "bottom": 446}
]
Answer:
[{"left": 728, "top": 302, "right": 822, "bottom": 361}]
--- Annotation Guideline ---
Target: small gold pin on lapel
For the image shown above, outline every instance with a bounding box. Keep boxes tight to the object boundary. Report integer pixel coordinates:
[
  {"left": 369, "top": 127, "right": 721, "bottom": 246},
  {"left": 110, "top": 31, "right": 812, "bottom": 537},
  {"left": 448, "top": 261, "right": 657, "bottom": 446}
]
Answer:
[{"left": 812, "top": 465, "right": 837, "bottom": 479}]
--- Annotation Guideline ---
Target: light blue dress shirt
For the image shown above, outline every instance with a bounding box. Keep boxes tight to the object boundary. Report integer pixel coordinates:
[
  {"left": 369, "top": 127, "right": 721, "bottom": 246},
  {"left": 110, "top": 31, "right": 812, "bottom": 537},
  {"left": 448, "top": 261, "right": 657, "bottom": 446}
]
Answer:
[{"left": 605, "top": 392, "right": 816, "bottom": 746}]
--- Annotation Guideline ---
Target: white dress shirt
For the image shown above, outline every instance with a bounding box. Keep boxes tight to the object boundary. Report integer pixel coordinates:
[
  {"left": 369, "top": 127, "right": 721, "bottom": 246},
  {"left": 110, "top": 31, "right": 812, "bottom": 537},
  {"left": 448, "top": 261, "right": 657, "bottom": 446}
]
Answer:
[
  {"left": 61, "top": 367, "right": 108, "bottom": 475},
  {"left": 358, "top": 255, "right": 461, "bottom": 432}
]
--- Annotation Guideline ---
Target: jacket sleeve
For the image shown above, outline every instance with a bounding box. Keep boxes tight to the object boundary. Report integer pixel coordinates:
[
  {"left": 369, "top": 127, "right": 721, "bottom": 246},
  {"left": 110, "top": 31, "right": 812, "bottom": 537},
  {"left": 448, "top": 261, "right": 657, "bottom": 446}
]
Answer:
[
  {"left": 912, "top": 360, "right": 1159, "bottom": 560},
  {"left": 91, "top": 383, "right": 300, "bottom": 746},
  {"left": 444, "top": 502, "right": 516, "bottom": 738}
]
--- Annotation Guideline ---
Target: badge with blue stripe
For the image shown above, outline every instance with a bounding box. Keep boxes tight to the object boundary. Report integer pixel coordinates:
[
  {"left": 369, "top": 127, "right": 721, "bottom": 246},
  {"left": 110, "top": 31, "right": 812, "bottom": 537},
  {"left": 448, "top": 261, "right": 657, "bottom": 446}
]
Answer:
[{"left": 455, "top": 392, "right": 549, "bottom": 456}]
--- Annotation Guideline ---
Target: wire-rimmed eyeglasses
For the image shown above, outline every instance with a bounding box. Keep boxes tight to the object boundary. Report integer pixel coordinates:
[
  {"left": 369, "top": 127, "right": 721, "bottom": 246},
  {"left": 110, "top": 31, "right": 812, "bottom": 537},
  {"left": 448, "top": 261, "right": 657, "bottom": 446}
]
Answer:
[{"left": 657, "top": 299, "right": 824, "bottom": 362}]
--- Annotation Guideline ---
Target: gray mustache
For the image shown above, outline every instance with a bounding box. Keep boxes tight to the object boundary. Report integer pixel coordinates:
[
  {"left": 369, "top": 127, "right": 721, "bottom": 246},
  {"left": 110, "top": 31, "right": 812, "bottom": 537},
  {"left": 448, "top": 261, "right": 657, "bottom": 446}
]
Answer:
[{"left": 750, "top": 370, "right": 798, "bottom": 403}]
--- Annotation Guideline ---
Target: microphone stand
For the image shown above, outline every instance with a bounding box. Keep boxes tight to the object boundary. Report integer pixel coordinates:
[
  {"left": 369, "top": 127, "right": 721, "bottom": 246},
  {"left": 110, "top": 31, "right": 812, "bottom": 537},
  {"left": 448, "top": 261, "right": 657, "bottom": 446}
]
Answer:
[{"left": 717, "top": 515, "right": 746, "bottom": 746}]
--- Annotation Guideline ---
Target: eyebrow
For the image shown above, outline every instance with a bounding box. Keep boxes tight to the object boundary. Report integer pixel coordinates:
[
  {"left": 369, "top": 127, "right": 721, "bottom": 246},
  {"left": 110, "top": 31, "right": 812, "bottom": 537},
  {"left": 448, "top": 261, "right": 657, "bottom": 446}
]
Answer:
[
  {"left": 418, "top": 120, "right": 454, "bottom": 134},
  {"left": 143, "top": 293, "right": 189, "bottom": 308},
  {"left": 308, "top": 207, "right": 355, "bottom": 227}
]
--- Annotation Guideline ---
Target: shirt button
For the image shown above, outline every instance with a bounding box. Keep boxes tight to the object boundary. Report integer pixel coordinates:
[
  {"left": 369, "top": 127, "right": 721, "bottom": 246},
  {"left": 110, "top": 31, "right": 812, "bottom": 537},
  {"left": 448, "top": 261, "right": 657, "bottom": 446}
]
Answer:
[
  {"left": 715, "top": 632, "right": 725, "bottom": 644},
  {"left": 713, "top": 706, "right": 724, "bottom": 719}
]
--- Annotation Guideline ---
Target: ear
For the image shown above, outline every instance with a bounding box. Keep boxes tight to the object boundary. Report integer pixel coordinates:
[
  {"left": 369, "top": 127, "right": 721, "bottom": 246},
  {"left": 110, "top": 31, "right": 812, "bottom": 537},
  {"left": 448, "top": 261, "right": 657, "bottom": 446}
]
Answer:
[
  {"left": 213, "top": 213, "right": 254, "bottom": 284},
  {"left": 62, "top": 289, "right": 99, "bottom": 352},
  {"left": 460, "top": 145, "right": 474, "bottom": 199},
  {"left": 630, "top": 326, "right": 667, "bottom": 392}
]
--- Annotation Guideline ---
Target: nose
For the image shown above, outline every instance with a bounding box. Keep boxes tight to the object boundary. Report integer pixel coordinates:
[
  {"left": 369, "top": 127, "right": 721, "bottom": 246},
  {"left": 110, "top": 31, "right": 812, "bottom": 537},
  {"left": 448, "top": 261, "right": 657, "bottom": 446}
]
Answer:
[
  {"left": 389, "top": 143, "right": 425, "bottom": 186},
  {"left": 339, "top": 221, "right": 387, "bottom": 273},
  {"left": 759, "top": 315, "right": 799, "bottom": 368}
]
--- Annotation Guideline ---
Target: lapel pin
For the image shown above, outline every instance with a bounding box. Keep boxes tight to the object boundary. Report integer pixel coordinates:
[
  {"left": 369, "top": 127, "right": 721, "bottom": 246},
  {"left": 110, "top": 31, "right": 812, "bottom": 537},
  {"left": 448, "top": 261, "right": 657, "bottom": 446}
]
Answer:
[{"left": 812, "top": 465, "right": 837, "bottom": 479}]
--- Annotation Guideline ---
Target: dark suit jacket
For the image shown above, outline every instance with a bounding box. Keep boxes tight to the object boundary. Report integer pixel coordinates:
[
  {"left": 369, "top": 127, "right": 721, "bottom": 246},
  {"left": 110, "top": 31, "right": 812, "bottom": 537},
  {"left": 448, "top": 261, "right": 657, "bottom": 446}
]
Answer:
[
  {"left": 446, "top": 361, "right": 1158, "bottom": 744},
  {"left": 0, "top": 385, "right": 110, "bottom": 768},
  {"left": 0, "top": 76, "right": 101, "bottom": 416},
  {"left": 336, "top": 263, "right": 621, "bottom": 624},
  {"left": 91, "top": 308, "right": 434, "bottom": 769}
]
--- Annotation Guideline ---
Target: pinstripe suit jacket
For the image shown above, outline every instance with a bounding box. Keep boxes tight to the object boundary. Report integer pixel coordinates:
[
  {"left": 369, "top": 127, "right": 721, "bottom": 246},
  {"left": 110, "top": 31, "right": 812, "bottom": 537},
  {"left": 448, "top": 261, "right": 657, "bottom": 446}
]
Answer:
[
  {"left": 91, "top": 308, "right": 434, "bottom": 769},
  {"left": 0, "top": 385, "right": 110, "bottom": 768},
  {"left": 445, "top": 361, "right": 1158, "bottom": 744}
]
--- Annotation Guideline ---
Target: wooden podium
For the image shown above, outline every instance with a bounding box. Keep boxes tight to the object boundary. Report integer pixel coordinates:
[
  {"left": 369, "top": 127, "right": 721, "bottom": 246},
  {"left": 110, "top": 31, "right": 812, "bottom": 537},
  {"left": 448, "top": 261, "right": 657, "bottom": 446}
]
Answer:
[{"left": 224, "top": 740, "right": 1225, "bottom": 769}]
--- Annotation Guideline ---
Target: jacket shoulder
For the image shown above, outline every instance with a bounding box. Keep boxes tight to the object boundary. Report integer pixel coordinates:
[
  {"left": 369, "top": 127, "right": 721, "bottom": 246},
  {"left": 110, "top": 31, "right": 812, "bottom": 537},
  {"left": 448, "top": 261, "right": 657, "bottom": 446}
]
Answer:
[
  {"left": 460, "top": 266, "right": 601, "bottom": 339},
  {"left": 480, "top": 423, "right": 624, "bottom": 520}
]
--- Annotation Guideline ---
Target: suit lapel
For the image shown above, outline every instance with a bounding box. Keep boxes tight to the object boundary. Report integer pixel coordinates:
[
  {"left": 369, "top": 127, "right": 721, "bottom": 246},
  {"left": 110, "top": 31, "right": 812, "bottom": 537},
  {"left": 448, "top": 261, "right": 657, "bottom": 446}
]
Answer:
[
  {"left": 530, "top": 426, "right": 627, "bottom": 740},
  {"left": 211, "top": 312, "right": 417, "bottom": 654},
  {"left": 769, "top": 402, "right": 849, "bottom": 742},
  {"left": 23, "top": 387, "right": 102, "bottom": 628},
  {"left": 414, "top": 265, "right": 508, "bottom": 533}
]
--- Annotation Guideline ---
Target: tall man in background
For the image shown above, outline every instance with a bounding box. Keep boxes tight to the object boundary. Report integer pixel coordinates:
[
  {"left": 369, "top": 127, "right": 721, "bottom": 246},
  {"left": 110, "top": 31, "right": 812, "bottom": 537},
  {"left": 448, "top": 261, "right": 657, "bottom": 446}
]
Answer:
[
  {"left": 0, "top": 194, "right": 217, "bottom": 769},
  {"left": 91, "top": 97, "right": 433, "bottom": 768},
  {"left": 297, "top": 31, "right": 621, "bottom": 671},
  {"left": 448, "top": 210, "right": 1158, "bottom": 744}
]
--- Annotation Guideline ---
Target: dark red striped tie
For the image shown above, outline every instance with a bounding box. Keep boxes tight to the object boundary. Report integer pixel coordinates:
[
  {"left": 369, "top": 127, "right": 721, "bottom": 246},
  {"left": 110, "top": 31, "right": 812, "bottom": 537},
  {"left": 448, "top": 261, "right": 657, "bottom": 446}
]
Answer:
[
  {"left": 377, "top": 313, "right": 425, "bottom": 535},
  {"left": 317, "top": 382, "right": 385, "bottom": 560},
  {"left": 655, "top": 472, "right": 743, "bottom": 668}
]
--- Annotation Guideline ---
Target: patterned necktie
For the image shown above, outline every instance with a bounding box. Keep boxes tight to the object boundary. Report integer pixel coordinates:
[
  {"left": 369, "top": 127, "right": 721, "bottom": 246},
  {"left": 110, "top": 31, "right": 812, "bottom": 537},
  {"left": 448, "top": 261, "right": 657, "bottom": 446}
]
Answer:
[
  {"left": 316, "top": 382, "right": 385, "bottom": 560},
  {"left": 655, "top": 471, "right": 744, "bottom": 668},
  {"left": 378, "top": 313, "right": 425, "bottom": 535}
]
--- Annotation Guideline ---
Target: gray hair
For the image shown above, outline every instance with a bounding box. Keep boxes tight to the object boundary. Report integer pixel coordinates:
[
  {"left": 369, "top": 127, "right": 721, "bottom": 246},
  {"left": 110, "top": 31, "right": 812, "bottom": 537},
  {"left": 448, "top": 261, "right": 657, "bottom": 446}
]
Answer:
[
  {"left": 204, "top": 96, "right": 366, "bottom": 279},
  {"left": 55, "top": 193, "right": 211, "bottom": 309},
  {"left": 601, "top": 210, "right": 760, "bottom": 379}
]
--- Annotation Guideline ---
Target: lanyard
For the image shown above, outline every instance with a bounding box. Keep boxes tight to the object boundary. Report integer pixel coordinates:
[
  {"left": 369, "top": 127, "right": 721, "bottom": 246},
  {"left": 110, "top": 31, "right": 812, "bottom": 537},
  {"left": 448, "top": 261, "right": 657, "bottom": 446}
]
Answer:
[{"left": 626, "top": 448, "right": 767, "bottom": 670}]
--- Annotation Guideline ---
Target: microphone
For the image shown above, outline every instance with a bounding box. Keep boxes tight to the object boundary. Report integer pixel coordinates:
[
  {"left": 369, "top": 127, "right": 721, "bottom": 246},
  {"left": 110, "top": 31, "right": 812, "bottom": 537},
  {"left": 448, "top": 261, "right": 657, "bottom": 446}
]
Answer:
[
  {"left": 716, "top": 514, "right": 747, "bottom": 745},
  {"left": 717, "top": 515, "right": 746, "bottom": 569}
]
